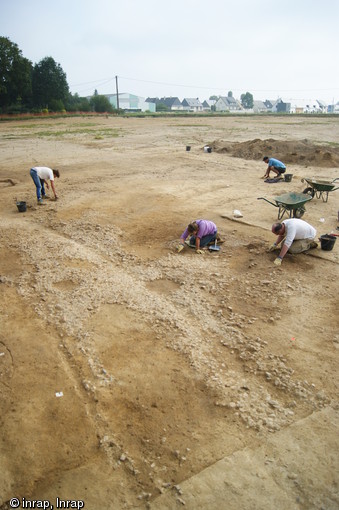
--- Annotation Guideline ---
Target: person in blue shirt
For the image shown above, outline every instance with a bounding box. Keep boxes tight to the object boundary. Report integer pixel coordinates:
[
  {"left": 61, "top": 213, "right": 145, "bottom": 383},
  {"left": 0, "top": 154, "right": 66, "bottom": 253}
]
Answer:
[{"left": 262, "top": 156, "right": 286, "bottom": 179}]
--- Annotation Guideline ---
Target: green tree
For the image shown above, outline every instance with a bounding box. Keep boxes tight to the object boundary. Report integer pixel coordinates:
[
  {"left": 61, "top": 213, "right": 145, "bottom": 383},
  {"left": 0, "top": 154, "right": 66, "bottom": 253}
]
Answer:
[
  {"left": 89, "top": 94, "right": 113, "bottom": 113},
  {"left": 209, "top": 95, "right": 219, "bottom": 101},
  {"left": 48, "top": 98, "right": 65, "bottom": 112},
  {"left": 66, "top": 92, "right": 91, "bottom": 112},
  {"left": 0, "top": 36, "right": 33, "bottom": 112},
  {"left": 240, "top": 92, "right": 254, "bottom": 109},
  {"left": 156, "top": 102, "right": 168, "bottom": 112},
  {"left": 32, "top": 56, "right": 69, "bottom": 109}
]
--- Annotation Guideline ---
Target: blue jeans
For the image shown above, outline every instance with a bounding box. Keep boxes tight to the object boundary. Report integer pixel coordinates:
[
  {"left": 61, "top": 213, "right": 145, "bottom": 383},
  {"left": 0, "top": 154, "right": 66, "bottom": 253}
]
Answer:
[
  {"left": 30, "top": 168, "right": 45, "bottom": 200},
  {"left": 40, "top": 179, "right": 46, "bottom": 196},
  {"left": 189, "top": 231, "right": 217, "bottom": 248}
]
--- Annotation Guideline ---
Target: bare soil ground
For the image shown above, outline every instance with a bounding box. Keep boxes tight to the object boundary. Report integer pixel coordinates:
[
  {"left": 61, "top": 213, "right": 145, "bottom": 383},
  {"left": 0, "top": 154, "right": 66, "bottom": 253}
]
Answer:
[{"left": 0, "top": 115, "right": 338, "bottom": 510}]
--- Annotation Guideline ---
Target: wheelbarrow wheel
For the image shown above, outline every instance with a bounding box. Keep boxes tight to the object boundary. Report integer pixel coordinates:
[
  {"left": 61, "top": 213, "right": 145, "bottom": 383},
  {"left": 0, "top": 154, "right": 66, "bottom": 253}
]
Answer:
[
  {"left": 293, "top": 207, "right": 305, "bottom": 218},
  {"left": 303, "top": 187, "right": 315, "bottom": 198}
]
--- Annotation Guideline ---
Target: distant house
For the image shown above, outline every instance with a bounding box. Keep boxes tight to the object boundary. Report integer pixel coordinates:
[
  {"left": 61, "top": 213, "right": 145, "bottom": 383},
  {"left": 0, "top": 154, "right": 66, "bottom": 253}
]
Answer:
[
  {"left": 202, "top": 99, "right": 216, "bottom": 111},
  {"left": 253, "top": 100, "right": 268, "bottom": 113},
  {"left": 158, "top": 97, "right": 183, "bottom": 111},
  {"left": 289, "top": 99, "right": 325, "bottom": 114},
  {"left": 276, "top": 100, "right": 291, "bottom": 113},
  {"left": 182, "top": 98, "right": 204, "bottom": 112},
  {"left": 327, "top": 102, "right": 339, "bottom": 113},
  {"left": 145, "top": 97, "right": 159, "bottom": 104},
  {"left": 264, "top": 99, "right": 290, "bottom": 113},
  {"left": 215, "top": 96, "right": 243, "bottom": 112},
  {"left": 294, "top": 106, "right": 304, "bottom": 114},
  {"left": 263, "top": 100, "right": 274, "bottom": 111},
  {"left": 105, "top": 93, "right": 156, "bottom": 112},
  {"left": 145, "top": 96, "right": 183, "bottom": 111},
  {"left": 316, "top": 100, "right": 327, "bottom": 113},
  {"left": 305, "top": 103, "right": 319, "bottom": 113}
]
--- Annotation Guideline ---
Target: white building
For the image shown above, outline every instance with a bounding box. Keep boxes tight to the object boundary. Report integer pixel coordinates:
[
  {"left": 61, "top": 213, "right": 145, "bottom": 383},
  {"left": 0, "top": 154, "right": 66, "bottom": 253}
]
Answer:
[
  {"left": 215, "top": 96, "right": 243, "bottom": 112},
  {"left": 253, "top": 100, "right": 268, "bottom": 113},
  {"left": 105, "top": 93, "right": 156, "bottom": 112},
  {"left": 202, "top": 99, "right": 216, "bottom": 111},
  {"left": 181, "top": 98, "right": 204, "bottom": 112},
  {"left": 289, "top": 99, "right": 327, "bottom": 114}
]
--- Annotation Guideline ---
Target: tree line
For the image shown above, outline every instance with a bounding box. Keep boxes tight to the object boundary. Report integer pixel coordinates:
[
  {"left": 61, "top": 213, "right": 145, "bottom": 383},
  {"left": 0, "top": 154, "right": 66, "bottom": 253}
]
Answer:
[{"left": 0, "top": 37, "right": 116, "bottom": 114}]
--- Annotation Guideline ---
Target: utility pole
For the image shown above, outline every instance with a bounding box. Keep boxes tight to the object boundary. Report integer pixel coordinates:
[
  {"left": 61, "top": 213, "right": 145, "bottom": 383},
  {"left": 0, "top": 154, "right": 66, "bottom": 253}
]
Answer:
[{"left": 115, "top": 75, "right": 120, "bottom": 110}]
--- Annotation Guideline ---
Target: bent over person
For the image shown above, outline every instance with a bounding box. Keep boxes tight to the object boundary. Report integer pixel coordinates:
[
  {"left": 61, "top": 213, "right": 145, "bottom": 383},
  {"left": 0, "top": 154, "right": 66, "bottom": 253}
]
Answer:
[
  {"left": 30, "top": 166, "right": 59, "bottom": 204},
  {"left": 269, "top": 218, "right": 317, "bottom": 266},
  {"left": 262, "top": 156, "right": 286, "bottom": 179},
  {"left": 177, "top": 219, "right": 217, "bottom": 254}
]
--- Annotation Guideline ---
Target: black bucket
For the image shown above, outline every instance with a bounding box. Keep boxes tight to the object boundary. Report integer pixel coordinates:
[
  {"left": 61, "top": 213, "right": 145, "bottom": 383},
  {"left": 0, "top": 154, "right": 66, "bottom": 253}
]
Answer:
[
  {"left": 207, "top": 147, "right": 212, "bottom": 153},
  {"left": 186, "top": 146, "right": 191, "bottom": 151},
  {"left": 16, "top": 201, "right": 27, "bottom": 212},
  {"left": 319, "top": 234, "right": 336, "bottom": 251},
  {"left": 284, "top": 174, "right": 293, "bottom": 182}
]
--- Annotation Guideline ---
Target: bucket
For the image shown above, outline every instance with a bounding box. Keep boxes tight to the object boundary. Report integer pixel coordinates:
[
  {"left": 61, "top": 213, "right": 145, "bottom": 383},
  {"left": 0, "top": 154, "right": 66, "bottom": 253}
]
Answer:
[
  {"left": 284, "top": 174, "right": 293, "bottom": 182},
  {"left": 186, "top": 145, "right": 191, "bottom": 151},
  {"left": 319, "top": 234, "right": 336, "bottom": 251},
  {"left": 16, "top": 201, "right": 27, "bottom": 213},
  {"left": 207, "top": 147, "right": 212, "bottom": 153}
]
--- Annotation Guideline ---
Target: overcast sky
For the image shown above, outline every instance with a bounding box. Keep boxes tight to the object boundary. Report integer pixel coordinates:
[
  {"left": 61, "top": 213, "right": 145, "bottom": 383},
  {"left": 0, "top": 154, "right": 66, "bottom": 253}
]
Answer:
[{"left": 1, "top": 0, "right": 338, "bottom": 104}]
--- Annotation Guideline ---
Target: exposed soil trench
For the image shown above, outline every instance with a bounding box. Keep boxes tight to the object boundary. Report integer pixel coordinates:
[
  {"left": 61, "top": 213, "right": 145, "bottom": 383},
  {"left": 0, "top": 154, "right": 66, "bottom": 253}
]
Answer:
[{"left": 0, "top": 115, "right": 338, "bottom": 509}]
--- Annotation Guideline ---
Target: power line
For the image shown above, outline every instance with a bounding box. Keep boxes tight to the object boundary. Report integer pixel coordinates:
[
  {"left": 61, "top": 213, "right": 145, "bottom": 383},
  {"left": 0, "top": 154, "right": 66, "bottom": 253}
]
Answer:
[
  {"left": 117, "top": 76, "right": 339, "bottom": 94},
  {"left": 70, "top": 74, "right": 338, "bottom": 99},
  {"left": 70, "top": 77, "right": 116, "bottom": 95},
  {"left": 70, "top": 77, "right": 113, "bottom": 86},
  {"left": 70, "top": 75, "right": 338, "bottom": 94}
]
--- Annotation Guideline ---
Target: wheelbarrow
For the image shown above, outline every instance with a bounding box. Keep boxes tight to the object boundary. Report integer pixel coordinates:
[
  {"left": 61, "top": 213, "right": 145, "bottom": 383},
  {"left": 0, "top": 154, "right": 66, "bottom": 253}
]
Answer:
[
  {"left": 257, "top": 192, "right": 313, "bottom": 220},
  {"left": 301, "top": 177, "right": 339, "bottom": 202}
]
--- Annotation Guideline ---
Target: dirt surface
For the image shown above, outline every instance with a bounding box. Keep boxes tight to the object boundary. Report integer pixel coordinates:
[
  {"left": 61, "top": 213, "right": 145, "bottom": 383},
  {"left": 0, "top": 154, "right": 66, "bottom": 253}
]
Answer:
[
  {"left": 0, "top": 115, "right": 338, "bottom": 509},
  {"left": 212, "top": 138, "right": 339, "bottom": 167}
]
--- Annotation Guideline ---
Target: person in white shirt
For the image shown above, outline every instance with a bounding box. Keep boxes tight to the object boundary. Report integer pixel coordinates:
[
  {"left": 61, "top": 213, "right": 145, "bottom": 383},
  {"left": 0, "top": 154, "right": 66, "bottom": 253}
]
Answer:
[
  {"left": 30, "top": 166, "right": 60, "bottom": 204},
  {"left": 269, "top": 219, "right": 317, "bottom": 266}
]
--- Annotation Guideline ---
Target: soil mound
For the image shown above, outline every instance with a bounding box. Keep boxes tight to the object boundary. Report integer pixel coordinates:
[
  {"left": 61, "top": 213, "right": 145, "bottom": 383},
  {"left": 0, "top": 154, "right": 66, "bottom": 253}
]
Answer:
[{"left": 211, "top": 138, "right": 339, "bottom": 167}]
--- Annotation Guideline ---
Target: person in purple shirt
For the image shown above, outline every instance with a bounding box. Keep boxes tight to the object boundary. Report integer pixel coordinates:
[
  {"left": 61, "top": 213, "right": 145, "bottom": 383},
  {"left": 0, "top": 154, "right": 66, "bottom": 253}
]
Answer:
[{"left": 177, "top": 219, "right": 217, "bottom": 253}]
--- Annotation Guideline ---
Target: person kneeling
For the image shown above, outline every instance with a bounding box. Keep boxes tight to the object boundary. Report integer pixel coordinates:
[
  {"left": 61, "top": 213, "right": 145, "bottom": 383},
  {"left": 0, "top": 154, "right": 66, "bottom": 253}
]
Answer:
[
  {"left": 177, "top": 219, "right": 217, "bottom": 254},
  {"left": 269, "top": 218, "right": 317, "bottom": 266}
]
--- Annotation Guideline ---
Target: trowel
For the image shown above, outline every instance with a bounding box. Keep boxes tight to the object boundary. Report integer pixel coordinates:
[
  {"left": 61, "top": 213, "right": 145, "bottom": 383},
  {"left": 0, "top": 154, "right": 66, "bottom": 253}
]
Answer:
[{"left": 208, "top": 239, "right": 220, "bottom": 252}]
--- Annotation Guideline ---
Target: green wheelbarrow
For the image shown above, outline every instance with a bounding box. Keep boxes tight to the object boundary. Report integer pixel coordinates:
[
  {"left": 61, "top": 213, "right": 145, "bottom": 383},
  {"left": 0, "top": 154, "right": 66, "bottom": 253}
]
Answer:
[
  {"left": 301, "top": 177, "right": 339, "bottom": 202},
  {"left": 257, "top": 192, "right": 313, "bottom": 220}
]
